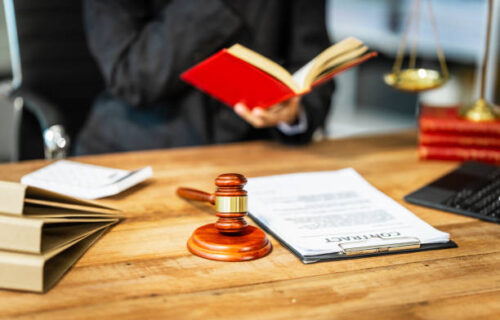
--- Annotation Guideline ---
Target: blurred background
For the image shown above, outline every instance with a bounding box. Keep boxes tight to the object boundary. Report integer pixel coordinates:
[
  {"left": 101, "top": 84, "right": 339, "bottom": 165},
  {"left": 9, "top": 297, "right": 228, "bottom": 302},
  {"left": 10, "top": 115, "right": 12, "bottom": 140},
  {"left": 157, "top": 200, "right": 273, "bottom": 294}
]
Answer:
[
  {"left": 0, "top": 0, "right": 499, "bottom": 162},
  {"left": 326, "top": 0, "right": 500, "bottom": 138}
]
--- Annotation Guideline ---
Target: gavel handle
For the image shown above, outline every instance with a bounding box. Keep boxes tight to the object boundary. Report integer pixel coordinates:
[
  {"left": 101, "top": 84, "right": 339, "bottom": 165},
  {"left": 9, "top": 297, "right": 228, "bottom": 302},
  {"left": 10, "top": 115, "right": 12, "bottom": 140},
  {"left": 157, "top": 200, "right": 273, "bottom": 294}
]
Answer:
[{"left": 177, "top": 187, "right": 215, "bottom": 205}]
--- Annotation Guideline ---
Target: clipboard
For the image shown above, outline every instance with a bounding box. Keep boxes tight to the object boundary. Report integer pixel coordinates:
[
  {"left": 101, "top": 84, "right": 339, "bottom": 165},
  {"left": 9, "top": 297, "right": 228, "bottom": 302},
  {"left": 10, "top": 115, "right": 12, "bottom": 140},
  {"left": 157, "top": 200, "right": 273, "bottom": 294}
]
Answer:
[{"left": 249, "top": 213, "right": 457, "bottom": 264}]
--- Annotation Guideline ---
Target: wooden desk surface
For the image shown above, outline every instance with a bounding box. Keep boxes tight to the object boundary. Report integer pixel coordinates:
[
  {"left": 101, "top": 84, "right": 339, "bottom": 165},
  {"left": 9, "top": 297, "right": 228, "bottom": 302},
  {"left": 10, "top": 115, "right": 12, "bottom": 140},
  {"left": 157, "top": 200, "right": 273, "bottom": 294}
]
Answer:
[{"left": 0, "top": 132, "right": 498, "bottom": 320}]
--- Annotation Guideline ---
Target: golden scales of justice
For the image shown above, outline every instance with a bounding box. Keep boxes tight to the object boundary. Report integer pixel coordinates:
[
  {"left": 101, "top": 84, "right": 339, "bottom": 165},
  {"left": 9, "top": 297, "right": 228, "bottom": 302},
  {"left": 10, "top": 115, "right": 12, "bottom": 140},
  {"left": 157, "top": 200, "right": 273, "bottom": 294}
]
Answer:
[{"left": 384, "top": 0, "right": 500, "bottom": 121}]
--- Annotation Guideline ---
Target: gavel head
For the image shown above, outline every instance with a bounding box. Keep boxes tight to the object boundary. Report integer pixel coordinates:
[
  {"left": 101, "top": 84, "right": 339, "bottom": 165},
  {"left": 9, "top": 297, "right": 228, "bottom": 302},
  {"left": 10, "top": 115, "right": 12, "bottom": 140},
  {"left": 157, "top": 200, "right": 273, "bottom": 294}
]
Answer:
[{"left": 214, "top": 173, "right": 248, "bottom": 234}]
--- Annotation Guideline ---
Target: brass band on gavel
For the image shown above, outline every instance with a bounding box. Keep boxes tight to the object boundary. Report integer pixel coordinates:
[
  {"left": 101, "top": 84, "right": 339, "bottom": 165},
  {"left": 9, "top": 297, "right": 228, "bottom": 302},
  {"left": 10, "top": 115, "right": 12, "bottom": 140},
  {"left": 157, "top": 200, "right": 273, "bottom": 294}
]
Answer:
[{"left": 215, "top": 196, "right": 247, "bottom": 213}]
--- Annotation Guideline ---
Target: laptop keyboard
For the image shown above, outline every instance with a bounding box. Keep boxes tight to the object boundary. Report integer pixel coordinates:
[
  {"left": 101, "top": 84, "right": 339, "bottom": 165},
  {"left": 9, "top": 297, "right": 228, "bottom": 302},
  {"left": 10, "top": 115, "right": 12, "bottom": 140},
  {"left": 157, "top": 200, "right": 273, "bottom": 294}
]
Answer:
[{"left": 443, "top": 168, "right": 500, "bottom": 220}]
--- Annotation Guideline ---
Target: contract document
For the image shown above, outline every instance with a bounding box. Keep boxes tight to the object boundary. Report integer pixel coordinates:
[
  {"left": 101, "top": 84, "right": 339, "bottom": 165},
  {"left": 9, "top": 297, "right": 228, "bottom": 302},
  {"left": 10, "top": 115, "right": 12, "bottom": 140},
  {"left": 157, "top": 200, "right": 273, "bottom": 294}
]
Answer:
[{"left": 246, "top": 168, "right": 454, "bottom": 263}]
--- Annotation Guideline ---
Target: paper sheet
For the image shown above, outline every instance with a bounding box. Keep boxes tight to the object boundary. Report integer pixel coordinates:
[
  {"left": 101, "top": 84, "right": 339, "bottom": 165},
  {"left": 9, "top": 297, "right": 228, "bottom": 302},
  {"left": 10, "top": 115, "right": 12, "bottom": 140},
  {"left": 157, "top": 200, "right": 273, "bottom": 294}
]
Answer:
[
  {"left": 246, "top": 168, "right": 449, "bottom": 257},
  {"left": 21, "top": 160, "right": 152, "bottom": 199}
]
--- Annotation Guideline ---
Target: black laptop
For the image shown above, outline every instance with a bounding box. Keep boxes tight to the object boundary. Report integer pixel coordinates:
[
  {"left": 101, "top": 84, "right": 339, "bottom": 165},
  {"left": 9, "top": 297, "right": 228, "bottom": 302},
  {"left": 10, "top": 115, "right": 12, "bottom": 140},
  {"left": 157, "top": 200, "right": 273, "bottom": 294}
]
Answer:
[{"left": 405, "top": 161, "right": 500, "bottom": 223}]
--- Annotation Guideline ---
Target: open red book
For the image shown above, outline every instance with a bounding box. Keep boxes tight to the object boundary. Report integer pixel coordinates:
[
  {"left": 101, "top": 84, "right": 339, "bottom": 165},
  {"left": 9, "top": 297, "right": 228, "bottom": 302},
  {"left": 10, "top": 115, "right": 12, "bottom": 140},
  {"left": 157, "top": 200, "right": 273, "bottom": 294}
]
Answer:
[{"left": 181, "top": 37, "right": 377, "bottom": 109}]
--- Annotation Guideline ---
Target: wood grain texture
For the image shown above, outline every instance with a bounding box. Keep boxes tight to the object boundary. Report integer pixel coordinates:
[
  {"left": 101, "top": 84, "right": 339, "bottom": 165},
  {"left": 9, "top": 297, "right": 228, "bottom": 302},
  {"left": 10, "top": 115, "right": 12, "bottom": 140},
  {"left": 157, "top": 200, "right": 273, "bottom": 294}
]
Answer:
[{"left": 0, "top": 131, "right": 498, "bottom": 319}]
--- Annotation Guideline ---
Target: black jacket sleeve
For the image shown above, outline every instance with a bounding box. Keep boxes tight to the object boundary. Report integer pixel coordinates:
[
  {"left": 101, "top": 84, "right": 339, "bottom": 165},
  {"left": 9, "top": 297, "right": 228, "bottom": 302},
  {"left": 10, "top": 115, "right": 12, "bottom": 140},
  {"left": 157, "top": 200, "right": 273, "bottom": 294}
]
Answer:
[
  {"left": 269, "top": 0, "right": 334, "bottom": 144},
  {"left": 84, "top": 0, "right": 242, "bottom": 106}
]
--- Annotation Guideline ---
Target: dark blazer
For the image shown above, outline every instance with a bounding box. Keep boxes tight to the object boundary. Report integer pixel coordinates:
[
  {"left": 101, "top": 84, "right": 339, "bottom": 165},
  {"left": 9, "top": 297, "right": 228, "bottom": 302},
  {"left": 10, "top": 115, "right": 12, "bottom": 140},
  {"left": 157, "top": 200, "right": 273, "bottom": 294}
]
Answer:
[{"left": 75, "top": 0, "right": 333, "bottom": 154}]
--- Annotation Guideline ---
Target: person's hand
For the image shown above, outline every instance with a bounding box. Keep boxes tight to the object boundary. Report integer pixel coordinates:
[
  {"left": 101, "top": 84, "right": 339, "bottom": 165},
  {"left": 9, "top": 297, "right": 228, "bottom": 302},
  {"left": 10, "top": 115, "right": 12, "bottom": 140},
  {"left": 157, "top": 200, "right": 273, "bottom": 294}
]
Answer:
[{"left": 234, "top": 97, "right": 301, "bottom": 128}]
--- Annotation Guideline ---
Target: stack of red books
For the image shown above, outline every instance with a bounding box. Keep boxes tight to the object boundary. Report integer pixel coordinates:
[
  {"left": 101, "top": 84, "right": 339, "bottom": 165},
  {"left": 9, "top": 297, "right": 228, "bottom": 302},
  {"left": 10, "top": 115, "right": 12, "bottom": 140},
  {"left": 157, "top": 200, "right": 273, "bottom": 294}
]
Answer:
[{"left": 418, "top": 105, "right": 500, "bottom": 163}]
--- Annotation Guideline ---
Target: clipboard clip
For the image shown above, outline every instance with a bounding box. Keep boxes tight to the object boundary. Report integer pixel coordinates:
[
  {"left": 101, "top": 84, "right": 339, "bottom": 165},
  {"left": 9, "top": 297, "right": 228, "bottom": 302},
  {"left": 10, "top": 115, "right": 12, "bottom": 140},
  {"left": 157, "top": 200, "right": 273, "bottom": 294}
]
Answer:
[{"left": 338, "top": 236, "right": 421, "bottom": 256}]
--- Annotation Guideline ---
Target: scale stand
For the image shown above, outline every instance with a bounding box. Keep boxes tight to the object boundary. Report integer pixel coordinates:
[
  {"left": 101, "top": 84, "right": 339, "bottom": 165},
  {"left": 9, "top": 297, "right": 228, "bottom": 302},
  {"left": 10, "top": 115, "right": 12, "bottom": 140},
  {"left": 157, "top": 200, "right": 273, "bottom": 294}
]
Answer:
[{"left": 461, "top": 0, "right": 500, "bottom": 121}]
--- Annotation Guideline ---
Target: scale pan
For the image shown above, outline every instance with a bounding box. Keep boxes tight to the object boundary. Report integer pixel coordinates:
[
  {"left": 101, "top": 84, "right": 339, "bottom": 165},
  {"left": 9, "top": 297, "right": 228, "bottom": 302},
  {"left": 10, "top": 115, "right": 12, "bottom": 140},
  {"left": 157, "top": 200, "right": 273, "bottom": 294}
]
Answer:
[{"left": 384, "top": 68, "right": 447, "bottom": 92}]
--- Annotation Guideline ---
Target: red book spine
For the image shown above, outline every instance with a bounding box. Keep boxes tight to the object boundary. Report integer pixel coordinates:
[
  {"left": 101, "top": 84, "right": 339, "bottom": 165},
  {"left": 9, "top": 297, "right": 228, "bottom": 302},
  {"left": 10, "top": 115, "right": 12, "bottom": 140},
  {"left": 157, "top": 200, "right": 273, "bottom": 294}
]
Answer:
[
  {"left": 418, "top": 145, "right": 500, "bottom": 163},
  {"left": 419, "top": 108, "right": 500, "bottom": 136},
  {"left": 419, "top": 132, "right": 500, "bottom": 148}
]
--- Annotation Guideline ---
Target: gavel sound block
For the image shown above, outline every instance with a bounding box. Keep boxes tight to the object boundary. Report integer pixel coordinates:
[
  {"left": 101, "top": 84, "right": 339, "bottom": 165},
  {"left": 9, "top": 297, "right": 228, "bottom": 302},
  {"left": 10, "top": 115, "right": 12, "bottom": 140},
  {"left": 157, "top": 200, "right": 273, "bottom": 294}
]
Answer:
[{"left": 177, "top": 173, "right": 272, "bottom": 261}]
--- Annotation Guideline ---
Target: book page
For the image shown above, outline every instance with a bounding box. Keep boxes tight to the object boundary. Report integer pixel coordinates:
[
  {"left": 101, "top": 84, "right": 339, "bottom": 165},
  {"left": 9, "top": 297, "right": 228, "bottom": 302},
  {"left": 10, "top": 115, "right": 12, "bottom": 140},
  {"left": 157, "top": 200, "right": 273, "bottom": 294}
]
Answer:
[
  {"left": 227, "top": 44, "right": 300, "bottom": 93},
  {"left": 312, "top": 52, "right": 378, "bottom": 87},
  {"left": 310, "top": 46, "right": 368, "bottom": 82},
  {"left": 246, "top": 169, "right": 449, "bottom": 257},
  {"left": 291, "top": 60, "right": 316, "bottom": 92},
  {"left": 292, "top": 37, "right": 365, "bottom": 90}
]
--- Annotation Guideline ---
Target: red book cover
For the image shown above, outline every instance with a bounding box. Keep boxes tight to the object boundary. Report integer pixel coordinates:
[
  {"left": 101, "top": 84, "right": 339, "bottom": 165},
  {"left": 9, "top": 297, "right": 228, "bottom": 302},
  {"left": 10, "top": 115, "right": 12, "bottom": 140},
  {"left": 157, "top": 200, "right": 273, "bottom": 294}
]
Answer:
[
  {"left": 419, "top": 106, "right": 500, "bottom": 136},
  {"left": 419, "top": 145, "right": 500, "bottom": 163},
  {"left": 419, "top": 132, "right": 500, "bottom": 148},
  {"left": 181, "top": 49, "right": 296, "bottom": 110}
]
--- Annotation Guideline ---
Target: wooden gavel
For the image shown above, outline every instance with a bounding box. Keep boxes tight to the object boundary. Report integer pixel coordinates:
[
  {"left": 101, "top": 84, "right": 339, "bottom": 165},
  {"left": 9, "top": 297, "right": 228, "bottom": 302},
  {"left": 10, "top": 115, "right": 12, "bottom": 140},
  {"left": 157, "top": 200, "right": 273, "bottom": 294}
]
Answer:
[
  {"left": 177, "top": 173, "right": 271, "bottom": 261},
  {"left": 177, "top": 173, "right": 248, "bottom": 234}
]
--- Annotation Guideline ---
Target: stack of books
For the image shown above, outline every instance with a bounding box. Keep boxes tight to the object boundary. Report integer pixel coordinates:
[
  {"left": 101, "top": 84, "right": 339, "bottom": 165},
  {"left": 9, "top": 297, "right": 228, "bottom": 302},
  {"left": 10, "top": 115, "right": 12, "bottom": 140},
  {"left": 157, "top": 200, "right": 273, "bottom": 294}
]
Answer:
[
  {"left": 418, "top": 105, "right": 500, "bottom": 163},
  {"left": 0, "top": 181, "right": 122, "bottom": 292}
]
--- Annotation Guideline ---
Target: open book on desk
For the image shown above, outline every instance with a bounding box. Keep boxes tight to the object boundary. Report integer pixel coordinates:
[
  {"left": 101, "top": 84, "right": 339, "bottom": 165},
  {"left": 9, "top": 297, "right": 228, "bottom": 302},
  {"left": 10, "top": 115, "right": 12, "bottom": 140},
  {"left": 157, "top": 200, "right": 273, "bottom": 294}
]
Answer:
[
  {"left": 181, "top": 37, "right": 377, "bottom": 110},
  {"left": 246, "top": 169, "right": 455, "bottom": 264}
]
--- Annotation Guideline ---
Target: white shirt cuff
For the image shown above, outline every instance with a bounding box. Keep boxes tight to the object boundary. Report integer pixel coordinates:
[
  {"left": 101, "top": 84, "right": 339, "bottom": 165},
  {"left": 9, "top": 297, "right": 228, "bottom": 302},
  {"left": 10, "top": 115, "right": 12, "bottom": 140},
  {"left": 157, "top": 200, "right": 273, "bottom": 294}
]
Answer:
[{"left": 276, "top": 106, "right": 308, "bottom": 135}]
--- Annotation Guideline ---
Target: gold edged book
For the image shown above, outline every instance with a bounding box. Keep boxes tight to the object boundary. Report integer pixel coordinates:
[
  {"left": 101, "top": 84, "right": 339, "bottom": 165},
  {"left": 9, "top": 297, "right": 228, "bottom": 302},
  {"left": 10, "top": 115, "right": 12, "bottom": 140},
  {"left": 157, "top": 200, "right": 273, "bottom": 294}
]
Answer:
[{"left": 0, "top": 181, "right": 123, "bottom": 292}]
